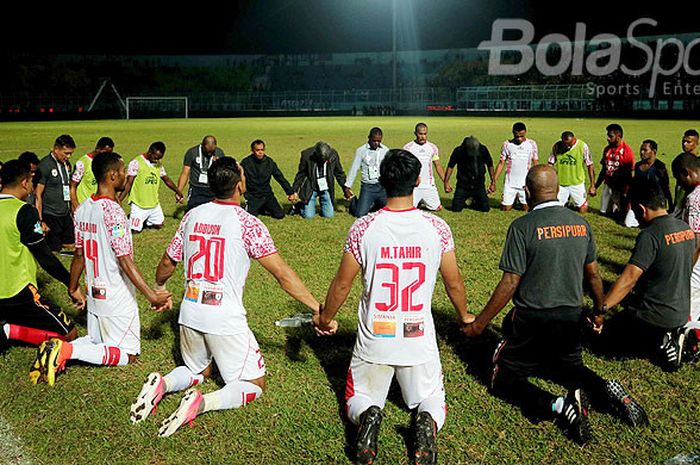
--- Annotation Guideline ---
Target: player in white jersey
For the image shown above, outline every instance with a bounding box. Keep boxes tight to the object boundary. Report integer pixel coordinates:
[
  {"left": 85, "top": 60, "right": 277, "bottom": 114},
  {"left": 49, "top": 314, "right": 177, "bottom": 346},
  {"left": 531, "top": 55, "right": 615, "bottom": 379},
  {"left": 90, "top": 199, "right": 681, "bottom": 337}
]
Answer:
[
  {"left": 314, "top": 149, "right": 475, "bottom": 465},
  {"left": 403, "top": 123, "right": 446, "bottom": 211},
  {"left": 130, "top": 156, "right": 324, "bottom": 437},
  {"left": 31, "top": 152, "right": 171, "bottom": 386},
  {"left": 491, "top": 122, "right": 539, "bottom": 211}
]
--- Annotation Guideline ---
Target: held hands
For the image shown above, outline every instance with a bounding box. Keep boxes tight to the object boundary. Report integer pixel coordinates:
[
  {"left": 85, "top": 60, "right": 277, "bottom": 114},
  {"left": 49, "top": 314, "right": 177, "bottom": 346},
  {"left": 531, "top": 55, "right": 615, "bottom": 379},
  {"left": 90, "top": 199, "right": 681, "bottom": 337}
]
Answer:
[
  {"left": 459, "top": 313, "right": 483, "bottom": 338},
  {"left": 40, "top": 221, "right": 50, "bottom": 233},
  {"left": 68, "top": 287, "right": 86, "bottom": 312},
  {"left": 487, "top": 182, "right": 496, "bottom": 194},
  {"left": 584, "top": 308, "right": 605, "bottom": 334},
  {"left": 343, "top": 187, "right": 354, "bottom": 200},
  {"left": 312, "top": 311, "right": 338, "bottom": 337},
  {"left": 288, "top": 193, "right": 300, "bottom": 203},
  {"left": 588, "top": 186, "right": 597, "bottom": 197},
  {"left": 149, "top": 288, "right": 173, "bottom": 313},
  {"left": 444, "top": 182, "right": 453, "bottom": 194},
  {"left": 175, "top": 191, "right": 184, "bottom": 204}
]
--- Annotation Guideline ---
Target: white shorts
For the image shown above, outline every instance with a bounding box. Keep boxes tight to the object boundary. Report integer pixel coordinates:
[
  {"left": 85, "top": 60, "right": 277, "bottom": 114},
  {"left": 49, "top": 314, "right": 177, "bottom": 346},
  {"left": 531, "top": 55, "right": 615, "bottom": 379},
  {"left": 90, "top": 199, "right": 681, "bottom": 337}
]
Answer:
[
  {"left": 558, "top": 183, "right": 588, "bottom": 209},
  {"left": 413, "top": 186, "right": 441, "bottom": 211},
  {"left": 129, "top": 203, "right": 164, "bottom": 231},
  {"left": 86, "top": 310, "right": 141, "bottom": 355},
  {"left": 599, "top": 184, "right": 623, "bottom": 214},
  {"left": 345, "top": 352, "right": 445, "bottom": 420},
  {"left": 502, "top": 185, "right": 526, "bottom": 207},
  {"left": 180, "top": 326, "right": 266, "bottom": 384}
]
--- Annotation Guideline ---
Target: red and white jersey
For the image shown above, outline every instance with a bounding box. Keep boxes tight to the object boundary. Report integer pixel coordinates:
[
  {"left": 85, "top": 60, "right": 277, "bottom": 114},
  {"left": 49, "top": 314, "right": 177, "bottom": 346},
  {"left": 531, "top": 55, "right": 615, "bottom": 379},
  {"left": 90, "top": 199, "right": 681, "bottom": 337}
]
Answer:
[
  {"left": 500, "top": 139, "right": 538, "bottom": 189},
  {"left": 684, "top": 185, "right": 700, "bottom": 288},
  {"left": 403, "top": 141, "right": 440, "bottom": 188},
  {"left": 74, "top": 195, "right": 137, "bottom": 317},
  {"left": 166, "top": 200, "right": 278, "bottom": 335},
  {"left": 344, "top": 207, "right": 454, "bottom": 366},
  {"left": 127, "top": 154, "right": 168, "bottom": 177}
]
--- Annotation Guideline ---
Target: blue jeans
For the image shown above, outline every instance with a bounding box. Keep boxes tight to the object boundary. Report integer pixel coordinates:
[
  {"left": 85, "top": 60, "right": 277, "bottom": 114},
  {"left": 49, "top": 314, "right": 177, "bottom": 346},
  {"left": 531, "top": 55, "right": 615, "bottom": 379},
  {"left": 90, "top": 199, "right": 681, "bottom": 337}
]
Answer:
[
  {"left": 354, "top": 183, "right": 387, "bottom": 217},
  {"left": 301, "top": 190, "right": 334, "bottom": 219}
]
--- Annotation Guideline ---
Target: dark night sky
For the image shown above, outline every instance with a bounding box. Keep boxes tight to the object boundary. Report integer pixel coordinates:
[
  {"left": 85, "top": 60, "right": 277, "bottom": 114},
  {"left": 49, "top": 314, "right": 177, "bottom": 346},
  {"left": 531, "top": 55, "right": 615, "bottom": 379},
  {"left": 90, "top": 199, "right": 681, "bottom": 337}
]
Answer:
[{"left": 6, "top": 0, "right": 699, "bottom": 55}]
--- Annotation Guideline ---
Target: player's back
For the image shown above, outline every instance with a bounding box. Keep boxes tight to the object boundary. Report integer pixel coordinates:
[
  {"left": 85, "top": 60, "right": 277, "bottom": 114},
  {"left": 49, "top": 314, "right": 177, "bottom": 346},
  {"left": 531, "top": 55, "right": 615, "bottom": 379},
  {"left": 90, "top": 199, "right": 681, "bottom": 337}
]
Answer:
[
  {"left": 345, "top": 207, "right": 454, "bottom": 366},
  {"left": 168, "top": 200, "right": 277, "bottom": 335},
  {"left": 74, "top": 195, "right": 137, "bottom": 316}
]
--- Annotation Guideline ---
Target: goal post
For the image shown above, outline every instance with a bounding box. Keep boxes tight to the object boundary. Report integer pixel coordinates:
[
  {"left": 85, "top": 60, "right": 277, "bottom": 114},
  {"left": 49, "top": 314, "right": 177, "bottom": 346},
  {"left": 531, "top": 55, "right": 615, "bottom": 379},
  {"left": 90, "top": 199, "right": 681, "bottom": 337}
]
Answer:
[{"left": 125, "top": 96, "right": 189, "bottom": 120}]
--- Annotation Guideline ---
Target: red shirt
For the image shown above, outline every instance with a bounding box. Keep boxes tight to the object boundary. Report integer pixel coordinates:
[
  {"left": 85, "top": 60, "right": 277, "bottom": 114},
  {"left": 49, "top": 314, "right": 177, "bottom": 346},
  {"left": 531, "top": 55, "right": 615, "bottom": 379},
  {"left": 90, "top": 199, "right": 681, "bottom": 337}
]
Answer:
[{"left": 601, "top": 141, "right": 635, "bottom": 190}]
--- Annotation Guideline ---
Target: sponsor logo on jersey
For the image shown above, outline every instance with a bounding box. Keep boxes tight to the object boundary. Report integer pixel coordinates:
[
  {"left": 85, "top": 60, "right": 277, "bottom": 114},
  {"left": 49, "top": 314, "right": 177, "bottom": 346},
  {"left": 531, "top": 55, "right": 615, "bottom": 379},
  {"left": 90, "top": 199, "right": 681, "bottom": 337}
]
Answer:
[
  {"left": 33, "top": 222, "right": 43, "bottom": 235},
  {"left": 111, "top": 224, "right": 127, "bottom": 238}
]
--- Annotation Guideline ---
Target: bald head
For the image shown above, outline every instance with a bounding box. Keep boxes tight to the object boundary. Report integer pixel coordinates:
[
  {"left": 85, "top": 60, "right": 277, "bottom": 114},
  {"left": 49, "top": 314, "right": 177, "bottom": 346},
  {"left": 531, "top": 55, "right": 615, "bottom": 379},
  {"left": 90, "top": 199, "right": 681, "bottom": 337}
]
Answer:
[
  {"left": 525, "top": 165, "right": 560, "bottom": 204},
  {"left": 202, "top": 135, "right": 218, "bottom": 154}
]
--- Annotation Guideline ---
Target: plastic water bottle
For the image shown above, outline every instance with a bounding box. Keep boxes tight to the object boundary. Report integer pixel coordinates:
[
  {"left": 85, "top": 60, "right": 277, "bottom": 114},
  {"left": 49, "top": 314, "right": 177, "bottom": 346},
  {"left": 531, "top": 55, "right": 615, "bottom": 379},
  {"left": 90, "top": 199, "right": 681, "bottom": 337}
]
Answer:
[
  {"left": 664, "top": 453, "right": 700, "bottom": 465},
  {"left": 275, "top": 313, "right": 313, "bottom": 328}
]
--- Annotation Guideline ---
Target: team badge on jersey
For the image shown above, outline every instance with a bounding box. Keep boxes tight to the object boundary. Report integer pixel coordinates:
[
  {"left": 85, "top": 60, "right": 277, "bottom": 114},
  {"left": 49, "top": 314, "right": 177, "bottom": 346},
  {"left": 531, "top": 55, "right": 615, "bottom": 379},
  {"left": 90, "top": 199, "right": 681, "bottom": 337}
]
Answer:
[{"left": 51, "top": 169, "right": 58, "bottom": 177}]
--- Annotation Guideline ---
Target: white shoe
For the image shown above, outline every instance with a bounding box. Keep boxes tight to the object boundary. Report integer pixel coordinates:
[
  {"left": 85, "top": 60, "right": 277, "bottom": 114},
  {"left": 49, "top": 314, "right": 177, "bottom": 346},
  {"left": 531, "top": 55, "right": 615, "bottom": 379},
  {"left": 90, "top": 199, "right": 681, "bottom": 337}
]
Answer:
[
  {"left": 130, "top": 372, "right": 165, "bottom": 424},
  {"left": 158, "top": 389, "right": 203, "bottom": 437}
]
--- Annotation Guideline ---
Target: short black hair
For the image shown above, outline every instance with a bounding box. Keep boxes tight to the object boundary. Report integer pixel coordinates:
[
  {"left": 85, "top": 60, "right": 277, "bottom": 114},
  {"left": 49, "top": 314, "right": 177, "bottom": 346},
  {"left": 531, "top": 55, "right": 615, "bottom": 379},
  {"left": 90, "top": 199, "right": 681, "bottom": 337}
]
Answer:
[
  {"left": 561, "top": 131, "right": 575, "bottom": 139},
  {"left": 641, "top": 139, "right": 658, "bottom": 152},
  {"left": 606, "top": 123, "right": 623, "bottom": 137},
  {"left": 629, "top": 184, "right": 668, "bottom": 211},
  {"left": 512, "top": 122, "right": 527, "bottom": 132},
  {"left": 202, "top": 135, "right": 217, "bottom": 145},
  {"left": 251, "top": 139, "right": 265, "bottom": 150},
  {"left": 54, "top": 134, "right": 76, "bottom": 149},
  {"left": 148, "top": 141, "right": 166, "bottom": 154},
  {"left": 678, "top": 151, "right": 700, "bottom": 174},
  {"left": 92, "top": 152, "right": 123, "bottom": 183},
  {"left": 369, "top": 127, "right": 383, "bottom": 138},
  {"left": 0, "top": 159, "right": 31, "bottom": 187},
  {"left": 684, "top": 129, "right": 699, "bottom": 139},
  {"left": 96, "top": 137, "right": 115, "bottom": 149},
  {"left": 18, "top": 151, "right": 40, "bottom": 166},
  {"left": 414, "top": 122, "right": 428, "bottom": 133},
  {"left": 379, "top": 149, "right": 421, "bottom": 198},
  {"left": 209, "top": 157, "right": 241, "bottom": 198}
]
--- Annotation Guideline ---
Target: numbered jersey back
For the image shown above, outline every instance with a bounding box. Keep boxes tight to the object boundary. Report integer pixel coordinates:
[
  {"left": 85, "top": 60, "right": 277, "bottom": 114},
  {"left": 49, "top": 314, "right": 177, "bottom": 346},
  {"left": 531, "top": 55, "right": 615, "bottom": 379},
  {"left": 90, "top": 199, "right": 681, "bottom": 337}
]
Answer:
[
  {"left": 344, "top": 207, "right": 454, "bottom": 366},
  {"left": 74, "top": 196, "right": 137, "bottom": 317},
  {"left": 166, "top": 200, "right": 277, "bottom": 336}
]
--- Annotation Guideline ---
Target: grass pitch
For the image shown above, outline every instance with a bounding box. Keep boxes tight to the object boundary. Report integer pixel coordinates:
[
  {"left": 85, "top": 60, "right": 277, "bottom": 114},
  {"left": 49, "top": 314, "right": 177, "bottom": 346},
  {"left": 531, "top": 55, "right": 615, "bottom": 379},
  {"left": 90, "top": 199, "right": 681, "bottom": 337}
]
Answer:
[{"left": 0, "top": 116, "right": 697, "bottom": 465}]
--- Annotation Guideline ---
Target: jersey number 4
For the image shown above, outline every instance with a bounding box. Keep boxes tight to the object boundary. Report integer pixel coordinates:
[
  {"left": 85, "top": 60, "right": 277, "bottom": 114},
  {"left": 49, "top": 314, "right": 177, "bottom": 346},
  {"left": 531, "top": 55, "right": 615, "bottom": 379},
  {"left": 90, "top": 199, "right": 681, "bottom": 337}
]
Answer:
[
  {"left": 187, "top": 235, "right": 225, "bottom": 282},
  {"left": 375, "top": 262, "right": 426, "bottom": 312}
]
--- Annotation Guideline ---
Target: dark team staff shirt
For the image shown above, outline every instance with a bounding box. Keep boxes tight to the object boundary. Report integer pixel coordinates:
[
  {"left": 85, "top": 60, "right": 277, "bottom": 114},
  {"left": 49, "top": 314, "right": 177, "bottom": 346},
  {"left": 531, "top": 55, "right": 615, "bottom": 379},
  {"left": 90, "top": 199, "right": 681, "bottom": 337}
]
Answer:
[
  {"left": 37, "top": 154, "right": 71, "bottom": 217},
  {"left": 627, "top": 214, "right": 693, "bottom": 329},
  {"left": 447, "top": 143, "right": 493, "bottom": 189},
  {"left": 632, "top": 159, "right": 673, "bottom": 209},
  {"left": 499, "top": 201, "right": 596, "bottom": 311},
  {"left": 240, "top": 154, "right": 294, "bottom": 198},
  {"left": 183, "top": 145, "right": 226, "bottom": 188}
]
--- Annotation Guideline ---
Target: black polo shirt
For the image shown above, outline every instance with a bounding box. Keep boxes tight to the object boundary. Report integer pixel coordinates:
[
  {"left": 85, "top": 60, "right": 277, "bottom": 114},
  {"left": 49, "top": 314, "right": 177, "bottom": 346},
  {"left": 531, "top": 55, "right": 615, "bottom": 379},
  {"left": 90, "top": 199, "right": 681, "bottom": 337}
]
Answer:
[
  {"left": 626, "top": 214, "right": 694, "bottom": 329},
  {"left": 500, "top": 201, "right": 596, "bottom": 311},
  {"left": 448, "top": 143, "right": 493, "bottom": 189},
  {"left": 183, "top": 145, "right": 225, "bottom": 188}
]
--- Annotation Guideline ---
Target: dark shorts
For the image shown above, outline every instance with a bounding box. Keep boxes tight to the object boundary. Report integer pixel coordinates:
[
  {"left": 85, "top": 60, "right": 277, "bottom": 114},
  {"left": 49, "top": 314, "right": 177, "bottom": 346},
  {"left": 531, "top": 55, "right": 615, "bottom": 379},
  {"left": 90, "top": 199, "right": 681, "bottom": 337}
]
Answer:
[
  {"left": 187, "top": 186, "right": 216, "bottom": 211},
  {"left": 0, "top": 285, "right": 75, "bottom": 335},
  {"left": 43, "top": 213, "right": 75, "bottom": 251}
]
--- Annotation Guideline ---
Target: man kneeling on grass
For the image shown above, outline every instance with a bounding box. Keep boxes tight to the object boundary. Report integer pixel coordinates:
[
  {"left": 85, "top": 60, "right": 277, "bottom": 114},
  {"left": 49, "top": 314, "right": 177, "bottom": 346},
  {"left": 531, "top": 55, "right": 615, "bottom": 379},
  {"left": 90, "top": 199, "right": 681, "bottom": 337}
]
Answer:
[{"left": 130, "top": 156, "right": 323, "bottom": 437}]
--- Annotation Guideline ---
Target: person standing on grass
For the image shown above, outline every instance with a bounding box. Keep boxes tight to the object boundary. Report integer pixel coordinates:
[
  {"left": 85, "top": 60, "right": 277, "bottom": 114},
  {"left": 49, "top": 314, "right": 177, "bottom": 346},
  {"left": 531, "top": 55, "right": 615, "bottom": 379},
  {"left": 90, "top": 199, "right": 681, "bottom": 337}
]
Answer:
[
  {"left": 130, "top": 156, "right": 323, "bottom": 437},
  {"left": 70, "top": 137, "right": 115, "bottom": 211},
  {"left": 623, "top": 140, "right": 673, "bottom": 228},
  {"left": 464, "top": 165, "right": 648, "bottom": 446},
  {"left": 595, "top": 123, "right": 634, "bottom": 219},
  {"left": 314, "top": 149, "right": 474, "bottom": 465},
  {"left": 119, "top": 142, "right": 184, "bottom": 232},
  {"left": 491, "top": 122, "right": 539, "bottom": 212},
  {"left": 31, "top": 151, "right": 171, "bottom": 387},
  {"left": 548, "top": 131, "right": 596, "bottom": 213},
  {"left": 177, "top": 135, "right": 225, "bottom": 211},
  {"left": 240, "top": 139, "right": 296, "bottom": 219}
]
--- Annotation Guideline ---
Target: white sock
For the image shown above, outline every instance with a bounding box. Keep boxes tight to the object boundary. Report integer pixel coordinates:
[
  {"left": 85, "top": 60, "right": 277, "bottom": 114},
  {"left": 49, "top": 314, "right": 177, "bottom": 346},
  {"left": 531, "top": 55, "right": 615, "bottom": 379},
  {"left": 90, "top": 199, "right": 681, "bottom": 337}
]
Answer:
[
  {"left": 201, "top": 381, "right": 262, "bottom": 413},
  {"left": 163, "top": 366, "right": 204, "bottom": 394},
  {"left": 552, "top": 397, "right": 565, "bottom": 414},
  {"left": 417, "top": 394, "right": 447, "bottom": 431},
  {"left": 2, "top": 324, "right": 9, "bottom": 338},
  {"left": 70, "top": 335, "right": 93, "bottom": 345},
  {"left": 70, "top": 343, "right": 129, "bottom": 366}
]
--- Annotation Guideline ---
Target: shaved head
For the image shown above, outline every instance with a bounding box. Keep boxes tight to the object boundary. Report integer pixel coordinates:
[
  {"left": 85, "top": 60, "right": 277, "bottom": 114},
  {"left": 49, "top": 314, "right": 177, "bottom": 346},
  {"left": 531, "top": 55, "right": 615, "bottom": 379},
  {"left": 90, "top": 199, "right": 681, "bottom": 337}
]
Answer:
[{"left": 525, "top": 165, "right": 560, "bottom": 205}]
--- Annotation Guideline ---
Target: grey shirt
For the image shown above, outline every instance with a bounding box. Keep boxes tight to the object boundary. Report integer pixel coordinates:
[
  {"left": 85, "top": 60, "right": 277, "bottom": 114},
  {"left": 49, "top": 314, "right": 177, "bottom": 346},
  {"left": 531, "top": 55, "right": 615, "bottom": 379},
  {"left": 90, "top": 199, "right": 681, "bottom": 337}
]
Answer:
[
  {"left": 37, "top": 153, "right": 71, "bottom": 217},
  {"left": 183, "top": 145, "right": 225, "bottom": 188}
]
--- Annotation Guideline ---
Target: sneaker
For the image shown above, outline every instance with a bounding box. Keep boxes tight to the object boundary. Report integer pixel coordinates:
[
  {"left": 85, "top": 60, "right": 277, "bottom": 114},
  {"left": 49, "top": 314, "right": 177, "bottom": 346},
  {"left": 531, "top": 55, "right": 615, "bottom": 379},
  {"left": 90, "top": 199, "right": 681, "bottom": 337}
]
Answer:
[
  {"left": 355, "top": 406, "right": 383, "bottom": 465},
  {"left": 413, "top": 411, "right": 438, "bottom": 465},
  {"left": 560, "top": 389, "right": 592, "bottom": 445},
  {"left": 29, "top": 340, "right": 50, "bottom": 385},
  {"left": 42, "top": 338, "right": 69, "bottom": 387},
  {"left": 659, "top": 329, "right": 684, "bottom": 371},
  {"left": 130, "top": 372, "right": 165, "bottom": 424},
  {"left": 158, "top": 389, "right": 203, "bottom": 437},
  {"left": 604, "top": 380, "right": 649, "bottom": 427},
  {"left": 683, "top": 327, "right": 699, "bottom": 364}
]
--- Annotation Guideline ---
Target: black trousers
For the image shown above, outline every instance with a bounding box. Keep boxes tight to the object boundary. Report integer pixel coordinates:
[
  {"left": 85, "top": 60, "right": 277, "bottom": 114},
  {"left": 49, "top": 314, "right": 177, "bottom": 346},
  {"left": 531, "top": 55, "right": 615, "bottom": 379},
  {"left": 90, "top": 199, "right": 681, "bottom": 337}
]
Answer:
[
  {"left": 451, "top": 185, "right": 489, "bottom": 212},
  {"left": 245, "top": 194, "right": 285, "bottom": 219},
  {"left": 491, "top": 308, "right": 607, "bottom": 420},
  {"left": 187, "top": 186, "right": 216, "bottom": 211}
]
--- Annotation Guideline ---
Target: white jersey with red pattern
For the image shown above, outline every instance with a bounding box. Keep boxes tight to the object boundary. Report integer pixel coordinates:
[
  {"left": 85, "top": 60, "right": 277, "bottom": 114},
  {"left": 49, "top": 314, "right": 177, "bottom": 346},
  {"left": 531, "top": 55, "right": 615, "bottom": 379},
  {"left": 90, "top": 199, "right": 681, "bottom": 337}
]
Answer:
[
  {"left": 344, "top": 207, "right": 454, "bottom": 366},
  {"left": 500, "top": 139, "right": 538, "bottom": 189},
  {"left": 74, "top": 195, "right": 137, "bottom": 317},
  {"left": 683, "top": 185, "right": 700, "bottom": 288},
  {"left": 403, "top": 141, "right": 440, "bottom": 188},
  {"left": 166, "top": 200, "right": 278, "bottom": 335}
]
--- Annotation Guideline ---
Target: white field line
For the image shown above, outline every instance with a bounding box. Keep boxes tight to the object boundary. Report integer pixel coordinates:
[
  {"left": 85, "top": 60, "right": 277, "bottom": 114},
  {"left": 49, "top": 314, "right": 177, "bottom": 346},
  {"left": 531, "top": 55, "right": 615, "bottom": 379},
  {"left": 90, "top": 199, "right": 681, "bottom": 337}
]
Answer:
[{"left": 0, "top": 415, "right": 34, "bottom": 465}]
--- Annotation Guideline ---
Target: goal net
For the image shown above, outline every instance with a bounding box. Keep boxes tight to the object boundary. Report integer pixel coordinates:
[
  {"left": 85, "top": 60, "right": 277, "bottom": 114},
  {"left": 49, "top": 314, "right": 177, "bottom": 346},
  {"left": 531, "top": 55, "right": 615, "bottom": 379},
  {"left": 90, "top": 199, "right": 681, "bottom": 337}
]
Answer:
[{"left": 125, "top": 97, "right": 189, "bottom": 119}]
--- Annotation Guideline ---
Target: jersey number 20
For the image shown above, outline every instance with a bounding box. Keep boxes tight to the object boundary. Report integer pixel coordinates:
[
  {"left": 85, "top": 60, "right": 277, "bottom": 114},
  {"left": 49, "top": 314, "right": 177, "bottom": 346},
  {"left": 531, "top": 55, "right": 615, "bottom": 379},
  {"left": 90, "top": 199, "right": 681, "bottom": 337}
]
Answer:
[{"left": 187, "top": 235, "right": 225, "bottom": 282}]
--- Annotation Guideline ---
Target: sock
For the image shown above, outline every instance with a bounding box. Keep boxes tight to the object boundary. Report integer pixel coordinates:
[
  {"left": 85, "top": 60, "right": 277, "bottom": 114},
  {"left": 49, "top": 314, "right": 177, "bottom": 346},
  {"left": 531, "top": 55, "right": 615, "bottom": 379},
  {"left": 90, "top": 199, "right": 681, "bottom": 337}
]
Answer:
[
  {"left": 3, "top": 324, "right": 65, "bottom": 346},
  {"left": 417, "top": 394, "right": 447, "bottom": 431},
  {"left": 346, "top": 394, "right": 374, "bottom": 426},
  {"left": 201, "top": 381, "right": 262, "bottom": 413},
  {"left": 70, "top": 343, "right": 129, "bottom": 366},
  {"left": 163, "top": 366, "right": 204, "bottom": 394},
  {"left": 552, "top": 397, "right": 565, "bottom": 414}
]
